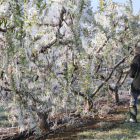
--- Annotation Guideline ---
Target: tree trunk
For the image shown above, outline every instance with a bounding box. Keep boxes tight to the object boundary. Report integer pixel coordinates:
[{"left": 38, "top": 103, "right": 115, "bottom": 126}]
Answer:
[
  {"left": 85, "top": 98, "right": 93, "bottom": 112},
  {"left": 114, "top": 87, "right": 119, "bottom": 104}
]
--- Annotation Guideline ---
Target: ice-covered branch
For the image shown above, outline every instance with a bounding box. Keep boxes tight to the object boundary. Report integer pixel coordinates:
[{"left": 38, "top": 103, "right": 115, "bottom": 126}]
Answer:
[
  {"left": 39, "top": 7, "right": 66, "bottom": 53},
  {"left": 40, "top": 38, "right": 57, "bottom": 53},
  {"left": 59, "top": 40, "right": 73, "bottom": 45},
  {"left": 71, "top": 88, "right": 86, "bottom": 99},
  {"left": 95, "top": 36, "right": 110, "bottom": 53},
  {"left": 0, "top": 27, "right": 7, "bottom": 32},
  {"left": 91, "top": 57, "right": 126, "bottom": 98},
  {"left": 38, "top": 23, "right": 59, "bottom": 27},
  {"left": 0, "top": 26, "right": 15, "bottom": 32}
]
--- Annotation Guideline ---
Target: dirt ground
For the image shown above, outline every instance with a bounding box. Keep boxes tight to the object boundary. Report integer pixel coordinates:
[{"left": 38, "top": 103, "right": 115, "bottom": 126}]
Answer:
[
  {"left": 0, "top": 92, "right": 132, "bottom": 140},
  {"left": 42, "top": 100, "right": 129, "bottom": 140}
]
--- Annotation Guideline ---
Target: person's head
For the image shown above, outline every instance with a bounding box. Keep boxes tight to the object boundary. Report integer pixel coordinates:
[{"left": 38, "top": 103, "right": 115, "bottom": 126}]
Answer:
[{"left": 134, "top": 46, "right": 140, "bottom": 56}]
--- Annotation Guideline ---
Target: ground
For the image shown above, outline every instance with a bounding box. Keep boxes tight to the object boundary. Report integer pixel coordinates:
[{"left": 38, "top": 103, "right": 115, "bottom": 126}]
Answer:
[{"left": 1, "top": 92, "right": 140, "bottom": 140}]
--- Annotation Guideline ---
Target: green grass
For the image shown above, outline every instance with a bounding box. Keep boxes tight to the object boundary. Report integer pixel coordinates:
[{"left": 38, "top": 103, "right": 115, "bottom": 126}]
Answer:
[
  {"left": 76, "top": 106, "right": 140, "bottom": 140},
  {"left": 0, "top": 106, "right": 9, "bottom": 127},
  {"left": 77, "top": 122, "right": 140, "bottom": 140}
]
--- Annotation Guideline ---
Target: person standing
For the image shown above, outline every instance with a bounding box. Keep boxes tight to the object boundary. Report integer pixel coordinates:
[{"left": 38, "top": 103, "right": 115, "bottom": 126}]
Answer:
[{"left": 127, "top": 46, "right": 140, "bottom": 122}]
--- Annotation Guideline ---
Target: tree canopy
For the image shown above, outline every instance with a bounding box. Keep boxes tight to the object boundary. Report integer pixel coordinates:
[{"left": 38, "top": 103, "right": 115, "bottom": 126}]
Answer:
[{"left": 0, "top": 0, "right": 140, "bottom": 133}]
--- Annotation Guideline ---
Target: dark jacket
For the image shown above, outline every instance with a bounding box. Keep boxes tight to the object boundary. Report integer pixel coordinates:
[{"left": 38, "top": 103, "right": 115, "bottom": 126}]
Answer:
[{"left": 129, "top": 54, "right": 140, "bottom": 93}]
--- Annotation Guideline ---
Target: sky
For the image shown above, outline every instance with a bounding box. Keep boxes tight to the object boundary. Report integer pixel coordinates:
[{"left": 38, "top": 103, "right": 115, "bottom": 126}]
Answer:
[{"left": 91, "top": 0, "right": 140, "bottom": 15}]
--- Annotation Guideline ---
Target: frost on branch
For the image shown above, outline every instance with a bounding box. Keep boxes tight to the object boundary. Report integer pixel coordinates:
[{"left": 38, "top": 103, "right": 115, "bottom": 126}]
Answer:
[{"left": 0, "top": 0, "right": 140, "bottom": 134}]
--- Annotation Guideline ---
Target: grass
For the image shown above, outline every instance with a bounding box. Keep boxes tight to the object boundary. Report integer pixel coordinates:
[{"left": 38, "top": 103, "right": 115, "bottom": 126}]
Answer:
[
  {"left": 77, "top": 123, "right": 140, "bottom": 140},
  {"left": 0, "top": 106, "right": 9, "bottom": 127},
  {"left": 76, "top": 107, "right": 140, "bottom": 140}
]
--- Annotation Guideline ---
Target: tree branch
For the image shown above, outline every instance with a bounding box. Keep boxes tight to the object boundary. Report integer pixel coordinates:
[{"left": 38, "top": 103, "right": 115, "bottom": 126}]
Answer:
[
  {"left": 59, "top": 40, "right": 73, "bottom": 45},
  {"left": 1, "top": 86, "right": 12, "bottom": 91},
  {"left": 95, "top": 36, "right": 110, "bottom": 53},
  {"left": 71, "top": 89, "right": 86, "bottom": 99},
  {"left": 39, "top": 7, "right": 66, "bottom": 53},
  {"left": 0, "top": 27, "right": 7, "bottom": 32},
  {"left": 38, "top": 23, "right": 59, "bottom": 27},
  {"left": 58, "top": 7, "right": 66, "bottom": 28},
  {"left": 91, "top": 57, "right": 125, "bottom": 98},
  {"left": 121, "top": 72, "right": 129, "bottom": 85},
  {"left": 40, "top": 38, "right": 57, "bottom": 53},
  {"left": 0, "top": 26, "right": 15, "bottom": 32}
]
